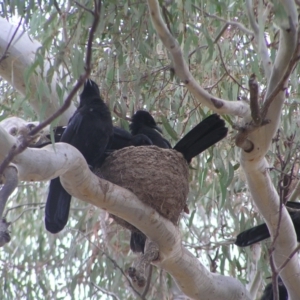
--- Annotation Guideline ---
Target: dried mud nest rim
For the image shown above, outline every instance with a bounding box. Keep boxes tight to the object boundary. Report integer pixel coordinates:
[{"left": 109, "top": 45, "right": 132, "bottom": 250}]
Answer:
[{"left": 96, "top": 146, "right": 189, "bottom": 225}]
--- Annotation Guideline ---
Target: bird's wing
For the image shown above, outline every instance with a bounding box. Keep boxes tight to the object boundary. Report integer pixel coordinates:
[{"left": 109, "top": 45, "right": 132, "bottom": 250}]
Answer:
[{"left": 64, "top": 112, "right": 84, "bottom": 139}]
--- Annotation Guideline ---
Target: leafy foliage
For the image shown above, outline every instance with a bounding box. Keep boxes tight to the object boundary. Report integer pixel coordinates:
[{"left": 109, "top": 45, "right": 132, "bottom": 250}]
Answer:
[{"left": 0, "top": 0, "right": 299, "bottom": 299}]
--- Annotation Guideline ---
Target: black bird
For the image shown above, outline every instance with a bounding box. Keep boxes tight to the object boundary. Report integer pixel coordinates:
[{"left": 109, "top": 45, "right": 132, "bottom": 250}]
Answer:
[
  {"left": 261, "top": 278, "right": 288, "bottom": 300},
  {"left": 235, "top": 201, "right": 300, "bottom": 247},
  {"left": 128, "top": 112, "right": 228, "bottom": 252},
  {"left": 130, "top": 110, "right": 171, "bottom": 148},
  {"left": 110, "top": 127, "right": 153, "bottom": 150},
  {"left": 45, "top": 79, "right": 113, "bottom": 234},
  {"left": 40, "top": 125, "right": 152, "bottom": 150}
]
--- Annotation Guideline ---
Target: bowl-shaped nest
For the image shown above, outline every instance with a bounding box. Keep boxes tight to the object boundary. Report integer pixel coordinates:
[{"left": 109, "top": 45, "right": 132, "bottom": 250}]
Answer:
[{"left": 97, "top": 146, "right": 189, "bottom": 229}]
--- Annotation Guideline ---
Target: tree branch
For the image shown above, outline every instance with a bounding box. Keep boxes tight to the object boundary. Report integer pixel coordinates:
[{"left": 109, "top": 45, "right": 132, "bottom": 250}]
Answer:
[
  {"left": 235, "top": 1, "right": 300, "bottom": 298},
  {"left": 146, "top": 0, "right": 249, "bottom": 117},
  {"left": 0, "top": 123, "right": 250, "bottom": 300},
  {"left": 193, "top": 6, "right": 253, "bottom": 36}
]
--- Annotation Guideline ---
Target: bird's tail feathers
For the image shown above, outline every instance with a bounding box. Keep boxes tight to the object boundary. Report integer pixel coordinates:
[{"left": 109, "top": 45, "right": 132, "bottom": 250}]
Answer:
[
  {"left": 173, "top": 114, "right": 227, "bottom": 162},
  {"left": 45, "top": 177, "right": 72, "bottom": 234},
  {"left": 130, "top": 231, "right": 146, "bottom": 253},
  {"left": 235, "top": 223, "right": 270, "bottom": 247},
  {"left": 286, "top": 201, "right": 300, "bottom": 209}
]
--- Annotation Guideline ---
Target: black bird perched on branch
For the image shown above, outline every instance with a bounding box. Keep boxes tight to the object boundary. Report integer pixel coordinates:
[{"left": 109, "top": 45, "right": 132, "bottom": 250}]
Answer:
[
  {"left": 235, "top": 201, "right": 300, "bottom": 247},
  {"left": 43, "top": 126, "right": 153, "bottom": 150},
  {"left": 45, "top": 79, "right": 113, "bottom": 234},
  {"left": 128, "top": 111, "right": 228, "bottom": 252},
  {"left": 261, "top": 278, "right": 288, "bottom": 300},
  {"left": 130, "top": 110, "right": 171, "bottom": 148}
]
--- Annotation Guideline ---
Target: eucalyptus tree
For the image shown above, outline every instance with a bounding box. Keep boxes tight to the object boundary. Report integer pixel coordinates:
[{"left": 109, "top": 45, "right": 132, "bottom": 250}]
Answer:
[{"left": 0, "top": 1, "right": 299, "bottom": 299}]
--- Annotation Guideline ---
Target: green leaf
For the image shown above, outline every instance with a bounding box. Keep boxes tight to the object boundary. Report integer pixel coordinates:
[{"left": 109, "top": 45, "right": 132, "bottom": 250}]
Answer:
[{"left": 161, "top": 116, "right": 178, "bottom": 140}]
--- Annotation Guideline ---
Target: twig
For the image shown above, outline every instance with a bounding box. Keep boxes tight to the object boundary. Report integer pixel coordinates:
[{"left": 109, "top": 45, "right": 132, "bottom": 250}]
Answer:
[
  {"left": 0, "top": 17, "right": 23, "bottom": 63},
  {"left": 216, "top": 44, "right": 246, "bottom": 91},
  {"left": 277, "top": 244, "right": 300, "bottom": 273},
  {"left": 142, "top": 265, "right": 153, "bottom": 298},
  {"left": 268, "top": 244, "right": 300, "bottom": 300},
  {"left": 91, "top": 282, "right": 120, "bottom": 300},
  {"left": 74, "top": 1, "right": 94, "bottom": 15},
  {"left": 3, "top": 202, "right": 46, "bottom": 218},
  {"left": 193, "top": 5, "right": 253, "bottom": 36},
  {"left": 269, "top": 256, "right": 280, "bottom": 300},
  {"left": 69, "top": 228, "right": 146, "bottom": 300},
  {"left": 10, "top": 205, "right": 45, "bottom": 223},
  {"left": 214, "top": 24, "right": 229, "bottom": 43},
  {"left": 53, "top": 0, "right": 62, "bottom": 15}
]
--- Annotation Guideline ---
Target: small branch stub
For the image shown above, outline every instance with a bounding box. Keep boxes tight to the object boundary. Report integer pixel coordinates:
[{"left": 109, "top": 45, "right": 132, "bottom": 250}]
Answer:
[
  {"left": 234, "top": 74, "right": 272, "bottom": 152},
  {"left": 249, "top": 74, "right": 262, "bottom": 125}
]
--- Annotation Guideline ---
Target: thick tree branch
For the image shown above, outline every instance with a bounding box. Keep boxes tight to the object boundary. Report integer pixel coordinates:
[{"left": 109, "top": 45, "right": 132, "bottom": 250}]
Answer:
[
  {"left": 146, "top": 0, "right": 249, "bottom": 117},
  {"left": 0, "top": 124, "right": 250, "bottom": 300},
  {"left": 241, "top": 157, "right": 300, "bottom": 300},
  {"left": 213, "top": 1, "right": 300, "bottom": 298},
  {"left": 240, "top": 4, "right": 300, "bottom": 294}
]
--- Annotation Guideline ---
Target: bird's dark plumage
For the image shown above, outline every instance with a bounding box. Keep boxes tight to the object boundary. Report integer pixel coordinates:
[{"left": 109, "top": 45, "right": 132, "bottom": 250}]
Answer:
[
  {"left": 45, "top": 79, "right": 113, "bottom": 234},
  {"left": 130, "top": 110, "right": 171, "bottom": 148},
  {"left": 43, "top": 126, "right": 153, "bottom": 151},
  {"left": 128, "top": 111, "right": 228, "bottom": 252},
  {"left": 130, "top": 232, "right": 147, "bottom": 254},
  {"left": 111, "top": 127, "right": 153, "bottom": 150},
  {"left": 261, "top": 278, "right": 288, "bottom": 300},
  {"left": 173, "top": 113, "right": 228, "bottom": 163},
  {"left": 235, "top": 201, "right": 300, "bottom": 247}
]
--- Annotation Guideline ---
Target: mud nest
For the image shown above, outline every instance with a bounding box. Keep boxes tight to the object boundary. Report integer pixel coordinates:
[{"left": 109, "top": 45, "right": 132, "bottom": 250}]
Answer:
[{"left": 96, "top": 146, "right": 189, "bottom": 231}]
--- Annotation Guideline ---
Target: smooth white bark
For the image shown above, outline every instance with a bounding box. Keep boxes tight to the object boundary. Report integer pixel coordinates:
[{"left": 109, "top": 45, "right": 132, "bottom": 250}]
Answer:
[
  {"left": 241, "top": 2, "right": 300, "bottom": 298},
  {"left": 0, "top": 17, "right": 75, "bottom": 125}
]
